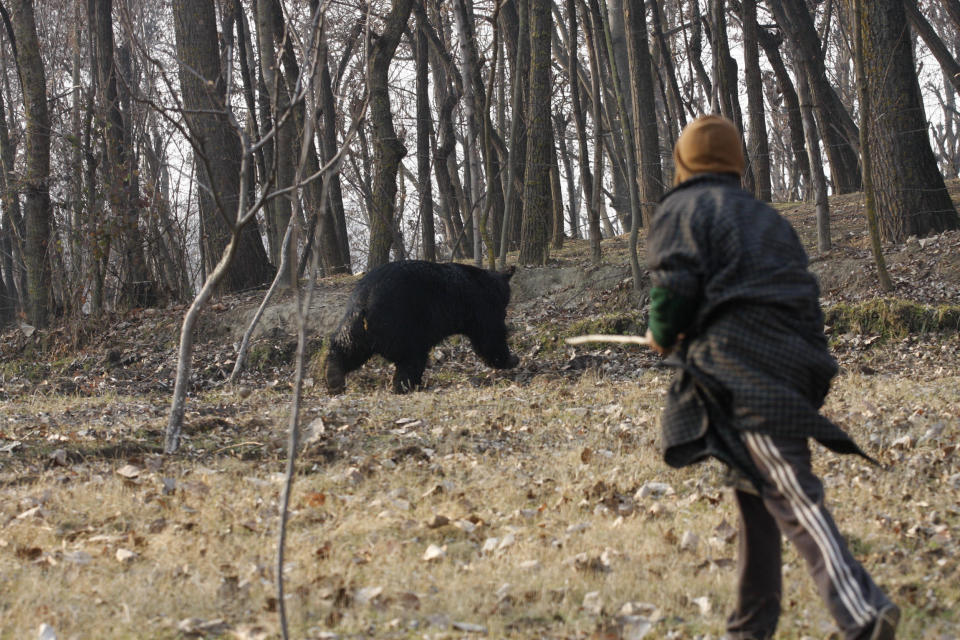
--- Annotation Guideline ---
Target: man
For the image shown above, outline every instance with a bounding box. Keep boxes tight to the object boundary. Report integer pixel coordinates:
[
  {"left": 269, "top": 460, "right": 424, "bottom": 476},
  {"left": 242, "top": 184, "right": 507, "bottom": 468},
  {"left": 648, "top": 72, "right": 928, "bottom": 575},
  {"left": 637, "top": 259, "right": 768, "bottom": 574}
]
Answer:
[{"left": 644, "top": 115, "right": 898, "bottom": 640}]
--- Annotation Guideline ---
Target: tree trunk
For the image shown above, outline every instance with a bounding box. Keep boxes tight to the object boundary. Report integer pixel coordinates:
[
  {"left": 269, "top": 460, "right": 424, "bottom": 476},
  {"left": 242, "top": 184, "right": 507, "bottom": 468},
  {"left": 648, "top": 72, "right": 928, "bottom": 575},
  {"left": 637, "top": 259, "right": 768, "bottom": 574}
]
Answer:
[
  {"left": 0, "top": 53, "right": 20, "bottom": 324},
  {"left": 519, "top": 0, "right": 553, "bottom": 264},
  {"left": 565, "top": 0, "right": 592, "bottom": 242},
  {"left": 856, "top": 0, "right": 959, "bottom": 239},
  {"left": 757, "top": 25, "right": 811, "bottom": 199},
  {"left": 623, "top": 0, "right": 662, "bottom": 226},
  {"left": 317, "top": 39, "right": 352, "bottom": 272},
  {"left": 8, "top": 0, "right": 52, "bottom": 327},
  {"left": 711, "top": 0, "right": 755, "bottom": 194},
  {"left": 172, "top": 0, "right": 274, "bottom": 292},
  {"left": 796, "top": 65, "right": 831, "bottom": 252},
  {"left": 854, "top": 0, "right": 892, "bottom": 290},
  {"left": 499, "top": 0, "right": 531, "bottom": 263},
  {"left": 903, "top": 0, "right": 960, "bottom": 96},
  {"left": 740, "top": 0, "right": 772, "bottom": 201},
  {"left": 367, "top": 0, "right": 414, "bottom": 268},
  {"left": 648, "top": 0, "right": 687, "bottom": 137},
  {"left": 415, "top": 16, "right": 436, "bottom": 261},
  {"left": 768, "top": 0, "right": 862, "bottom": 193},
  {"left": 255, "top": 0, "right": 294, "bottom": 282},
  {"left": 556, "top": 113, "right": 581, "bottom": 239}
]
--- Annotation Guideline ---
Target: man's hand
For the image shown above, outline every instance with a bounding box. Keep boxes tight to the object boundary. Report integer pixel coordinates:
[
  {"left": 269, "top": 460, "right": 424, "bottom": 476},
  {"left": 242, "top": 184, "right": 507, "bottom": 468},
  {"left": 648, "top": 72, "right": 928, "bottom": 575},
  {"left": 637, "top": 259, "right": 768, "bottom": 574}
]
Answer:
[
  {"left": 645, "top": 329, "right": 684, "bottom": 356},
  {"left": 645, "top": 328, "right": 671, "bottom": 356}
]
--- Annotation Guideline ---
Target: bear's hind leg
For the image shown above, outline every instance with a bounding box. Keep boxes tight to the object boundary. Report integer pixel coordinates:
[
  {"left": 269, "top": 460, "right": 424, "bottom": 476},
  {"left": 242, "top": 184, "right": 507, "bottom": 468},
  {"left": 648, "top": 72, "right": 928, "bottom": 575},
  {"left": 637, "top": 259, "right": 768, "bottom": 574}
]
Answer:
[{"left": 392, "top": 355, "right": 428, "bottom": 394}]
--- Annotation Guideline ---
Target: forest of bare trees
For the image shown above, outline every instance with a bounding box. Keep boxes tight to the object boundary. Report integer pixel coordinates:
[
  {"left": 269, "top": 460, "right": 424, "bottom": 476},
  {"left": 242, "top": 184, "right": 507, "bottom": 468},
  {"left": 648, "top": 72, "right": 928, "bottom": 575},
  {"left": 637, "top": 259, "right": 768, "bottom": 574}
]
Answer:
[{"left": 0, "top": 0, "right": 958, "bottom": 330}]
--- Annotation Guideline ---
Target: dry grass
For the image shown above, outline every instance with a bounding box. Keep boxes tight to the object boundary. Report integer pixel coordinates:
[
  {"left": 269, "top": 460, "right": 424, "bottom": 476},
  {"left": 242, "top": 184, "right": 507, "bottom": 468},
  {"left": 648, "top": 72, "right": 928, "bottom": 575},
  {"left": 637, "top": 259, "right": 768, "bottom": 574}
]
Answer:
[{"left": 2, "top": 367, "right": 959, "bottom": 639}]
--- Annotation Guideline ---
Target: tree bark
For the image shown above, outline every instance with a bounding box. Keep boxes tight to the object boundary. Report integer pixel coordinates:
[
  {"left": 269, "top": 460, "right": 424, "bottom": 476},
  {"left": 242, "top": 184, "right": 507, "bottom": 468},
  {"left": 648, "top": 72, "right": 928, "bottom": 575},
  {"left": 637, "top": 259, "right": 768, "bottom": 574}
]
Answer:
[
  {"left": 796, "top": 64, "right": 831, "bottom": 252},
  {"left": 415, "top": 16, "right": 435, "bottom": 261},
  {"left": 0, "top": 50, "right": 20, "bottom": 324},
  {"left": 856, "top": 0, "right": 959, "bottom": 239},
  {"left": 367, "top": 0, "right": 414, "bottom": 268},
  {"left": 317, "top": 38, "right": 352, "bottom": 272},
  {"left": 255, "top": 0, "right": 294, "bottom": 282},
  {"left": 768, "top": 0, "right": 862, "bottom": 193},
  {"left": 740, "top": 0, "right": 772, "bottom": 201},
  {"left": 519, "top": 0, "right": 553, "bottom": 264},
  {"left": 565, "top": 0, "right": 592, "bottom": 243},
  {"left": 89, "top": 0, "right": 154, "bottom": 307},
  {"left": 624, "top": 0, "right": 663, "bottom": 226},
  {"left": 711, "top": 0, "right": 754, "bottom": 194},
  {"left": 903, "top": 0, "right": 960, "bottom": 96},
  {"left": 854, "top": 0, "right": 892, "bottom": 290},
  {"left": 172, "top": 0, "right": 274, "bottom": 292},
  {"left": 757, "top": 25, "right": 810, "bottom": 198},
  {"left": 8, "top": 0, "right": 52, "bottom": 327}
]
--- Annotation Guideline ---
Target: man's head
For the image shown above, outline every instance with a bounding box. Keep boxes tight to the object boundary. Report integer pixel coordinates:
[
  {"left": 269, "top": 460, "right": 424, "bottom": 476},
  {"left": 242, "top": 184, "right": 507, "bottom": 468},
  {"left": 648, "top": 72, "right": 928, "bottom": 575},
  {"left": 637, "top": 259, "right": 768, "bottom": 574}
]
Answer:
[{"left": 672, "top": 115, "right": 745, "bottom": 186}]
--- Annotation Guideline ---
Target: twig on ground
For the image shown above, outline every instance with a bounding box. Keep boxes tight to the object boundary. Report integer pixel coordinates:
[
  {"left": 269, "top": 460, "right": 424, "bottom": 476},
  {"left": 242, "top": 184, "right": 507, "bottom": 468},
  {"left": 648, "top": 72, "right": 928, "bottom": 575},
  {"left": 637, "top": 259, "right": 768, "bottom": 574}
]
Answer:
[{"left": 565, "top": 334, "right": 651, "bottom": 346}]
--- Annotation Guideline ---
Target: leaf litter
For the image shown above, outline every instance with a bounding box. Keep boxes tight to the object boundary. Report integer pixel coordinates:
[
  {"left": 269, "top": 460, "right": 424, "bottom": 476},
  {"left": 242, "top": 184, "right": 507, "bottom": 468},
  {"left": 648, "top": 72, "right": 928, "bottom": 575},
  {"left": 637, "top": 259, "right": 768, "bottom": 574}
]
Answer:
[{"left": 0, "top": 208, "right": 960, "bottom": 637}]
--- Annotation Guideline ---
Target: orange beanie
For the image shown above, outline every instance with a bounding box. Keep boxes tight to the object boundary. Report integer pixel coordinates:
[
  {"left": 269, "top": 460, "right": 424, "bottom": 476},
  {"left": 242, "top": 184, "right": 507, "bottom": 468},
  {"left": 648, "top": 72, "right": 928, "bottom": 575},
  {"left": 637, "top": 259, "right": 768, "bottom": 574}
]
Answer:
[{"left": 673, "top": 115, "right": 745, "bottom": 186}]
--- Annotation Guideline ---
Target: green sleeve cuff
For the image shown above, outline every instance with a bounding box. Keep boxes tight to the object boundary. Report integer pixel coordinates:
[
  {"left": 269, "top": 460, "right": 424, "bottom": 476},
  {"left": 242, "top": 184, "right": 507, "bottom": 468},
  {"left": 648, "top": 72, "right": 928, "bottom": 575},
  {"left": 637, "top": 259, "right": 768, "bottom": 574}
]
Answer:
[{"left": 648, "top": 287, "right": 699, "bottom": 349}]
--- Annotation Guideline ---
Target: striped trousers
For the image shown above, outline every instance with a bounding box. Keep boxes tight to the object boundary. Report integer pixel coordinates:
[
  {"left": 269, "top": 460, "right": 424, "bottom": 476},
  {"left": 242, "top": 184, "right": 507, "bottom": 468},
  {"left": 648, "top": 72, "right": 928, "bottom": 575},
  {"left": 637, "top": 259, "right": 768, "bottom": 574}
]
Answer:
[{"left": 725, "top": 433, "right": 892, "bottom": 640}]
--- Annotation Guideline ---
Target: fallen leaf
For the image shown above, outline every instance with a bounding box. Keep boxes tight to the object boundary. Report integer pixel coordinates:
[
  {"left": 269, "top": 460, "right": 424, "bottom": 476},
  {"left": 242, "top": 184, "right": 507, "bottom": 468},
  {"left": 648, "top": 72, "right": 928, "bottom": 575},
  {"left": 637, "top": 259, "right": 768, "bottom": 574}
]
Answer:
[
  {"left": 426, "top": 514, "right": 450, "bottom": 529},
  {"left": 691, "top": 595, "right": 711, "bottom": 615},
  {"left": 423, "top": 544, "right": 446, "bottom": 562},
  {"left": 116, "top": 548, "right": 138, "bottom": 563},
  {"left": 116, "top": 464, "right": 141, "bottom": 479},
  {"left": 582, "top": 591, "right": 603, "bottom": 615}
]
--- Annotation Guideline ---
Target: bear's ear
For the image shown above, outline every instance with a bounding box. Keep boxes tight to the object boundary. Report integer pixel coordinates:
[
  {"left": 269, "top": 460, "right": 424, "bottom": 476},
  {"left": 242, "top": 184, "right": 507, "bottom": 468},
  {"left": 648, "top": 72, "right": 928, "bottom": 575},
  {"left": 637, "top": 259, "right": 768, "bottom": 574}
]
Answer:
[{"left": 501, "top": 265, "right": 516, "bottom": 280}]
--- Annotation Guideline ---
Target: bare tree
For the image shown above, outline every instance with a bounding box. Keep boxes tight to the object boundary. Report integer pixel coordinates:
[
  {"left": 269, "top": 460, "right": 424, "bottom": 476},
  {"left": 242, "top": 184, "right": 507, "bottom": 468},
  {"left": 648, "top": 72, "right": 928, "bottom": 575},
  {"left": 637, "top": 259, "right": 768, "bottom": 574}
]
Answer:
[
  {"left": 367, "top": 0, "right": 414, "bottom": 268},
  {"left": 4, "top": 0, "right": 52, "bottom": 328},
  {"left": 519, "top": 0, "right": 554, "bottom": 264},
  {"left": 172, "top": 0, "right": 275, "bottom": 292}
]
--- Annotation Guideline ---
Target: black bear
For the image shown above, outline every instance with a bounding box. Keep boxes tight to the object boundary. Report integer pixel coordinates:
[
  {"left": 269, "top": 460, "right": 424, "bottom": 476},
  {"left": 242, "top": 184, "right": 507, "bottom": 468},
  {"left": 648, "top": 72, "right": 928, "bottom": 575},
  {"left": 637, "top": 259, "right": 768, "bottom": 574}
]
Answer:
[{"left": 325, "top": 261, "right": 520, "bottom": 393}]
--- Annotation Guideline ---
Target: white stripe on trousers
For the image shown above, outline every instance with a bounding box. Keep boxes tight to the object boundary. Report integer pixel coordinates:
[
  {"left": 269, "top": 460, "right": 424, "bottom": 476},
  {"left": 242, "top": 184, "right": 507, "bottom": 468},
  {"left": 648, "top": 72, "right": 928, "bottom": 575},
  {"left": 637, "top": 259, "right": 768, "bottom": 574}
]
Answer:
[{"left": 744, "top": 432, "right": 876, "bottom": 627}]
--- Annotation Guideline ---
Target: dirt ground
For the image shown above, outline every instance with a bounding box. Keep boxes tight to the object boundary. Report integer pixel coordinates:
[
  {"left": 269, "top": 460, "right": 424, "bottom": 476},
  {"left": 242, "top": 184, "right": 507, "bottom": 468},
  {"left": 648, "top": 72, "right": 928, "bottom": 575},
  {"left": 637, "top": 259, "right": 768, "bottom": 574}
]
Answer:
[{"left": 0, "top": 186, "right": 959, "bottom": 639}]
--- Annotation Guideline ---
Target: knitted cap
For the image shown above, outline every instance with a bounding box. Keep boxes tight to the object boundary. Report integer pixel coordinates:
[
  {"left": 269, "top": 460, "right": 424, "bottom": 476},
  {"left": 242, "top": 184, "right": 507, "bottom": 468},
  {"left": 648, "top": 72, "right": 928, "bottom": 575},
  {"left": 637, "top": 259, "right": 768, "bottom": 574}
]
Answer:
[{"left": 672, "top": 115, "right": 745, "bottom": 186}]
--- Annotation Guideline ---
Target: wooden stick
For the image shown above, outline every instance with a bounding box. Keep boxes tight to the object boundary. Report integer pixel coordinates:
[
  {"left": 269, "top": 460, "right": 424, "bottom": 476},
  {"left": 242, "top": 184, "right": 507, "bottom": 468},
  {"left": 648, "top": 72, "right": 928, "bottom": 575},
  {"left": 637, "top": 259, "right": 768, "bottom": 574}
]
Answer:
[{"left": 565, "top": 334, "right": 651, "bottom": 346}]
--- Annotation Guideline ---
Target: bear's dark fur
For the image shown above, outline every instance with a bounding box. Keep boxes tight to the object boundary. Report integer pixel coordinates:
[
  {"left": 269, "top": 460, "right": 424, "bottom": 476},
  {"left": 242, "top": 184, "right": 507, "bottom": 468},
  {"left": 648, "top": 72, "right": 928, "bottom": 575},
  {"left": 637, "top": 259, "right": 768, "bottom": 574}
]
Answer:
[{"left": 325, "top": 261, "right": 520, "bottom": 393}]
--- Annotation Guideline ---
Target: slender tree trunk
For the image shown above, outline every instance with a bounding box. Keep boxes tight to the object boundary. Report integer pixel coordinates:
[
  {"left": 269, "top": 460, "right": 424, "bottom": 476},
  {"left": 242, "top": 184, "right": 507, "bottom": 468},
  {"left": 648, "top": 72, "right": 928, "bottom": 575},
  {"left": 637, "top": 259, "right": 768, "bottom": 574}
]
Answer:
[
  {"left": 796, "top": 66, "right": 831, "bottom": 252},
  {"left": 769, "top": 0, "right": 862, "bottom": 193},
  {"left": 415, "top": 17, "right": 435, "bottom": 261},
  {"left": 519, "top": 0, "right": 553, "bottom": 264},
  {"left": 648, "top": 0, "right": 687, "bottom": 134},
  {"left": 566, "top": 0, "right": 593, "bottom": 245},
  {"left": 583, "top": 0, "right": 604, "bottom": 260},
  {"left": 903, "top": 0, "right": 960, "bottom": 96},
  {"left": 367, "top": 0, "right": 414, "bottom": 268},
  {"left": 741, "top": 0, "right": 772, "bottom": 201},
  {"left": 624, "top": 0, "right": 663, "bottom": 226},
  {"left": 8, "top": 0, "right": 52, "bottom": 327},
  {"left": 556, "top": 113, "right": 581, "bottom": 239},
  {"left": 595, "top": 0, "right": 641, "bottom": 281},
  {"left": 317, "top": 38, "right": 352, "bottom": 272},
  {"left": 711, "top": 0, "right": 755, "bottom": 194},
  {"left": 757, "top": 26, "right": 811, "bottom": 199},
  {"left": 0, "top": 54, "right": 20, "bottom": 324},
  {"left": 499, "top": 0, "right": 530, "bottom": 264},
  {"left": 256, "top": 0, "right": 295, "bottom": 282}
]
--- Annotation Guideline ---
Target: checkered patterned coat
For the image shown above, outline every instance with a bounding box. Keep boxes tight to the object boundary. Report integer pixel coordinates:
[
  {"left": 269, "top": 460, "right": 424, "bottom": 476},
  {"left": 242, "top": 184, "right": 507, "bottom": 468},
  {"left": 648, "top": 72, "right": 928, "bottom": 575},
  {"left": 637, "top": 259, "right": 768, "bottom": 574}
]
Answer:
[{"left": 647, "top": 174, "right": 868, "bottom": 474}]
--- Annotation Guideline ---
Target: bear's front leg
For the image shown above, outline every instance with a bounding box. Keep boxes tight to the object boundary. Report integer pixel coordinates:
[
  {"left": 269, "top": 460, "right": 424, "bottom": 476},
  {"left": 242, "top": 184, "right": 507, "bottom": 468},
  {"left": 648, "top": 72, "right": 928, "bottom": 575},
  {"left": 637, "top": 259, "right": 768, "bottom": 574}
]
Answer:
[{"left": 392, "top": 356, "right": 428, "bottom": 394}]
